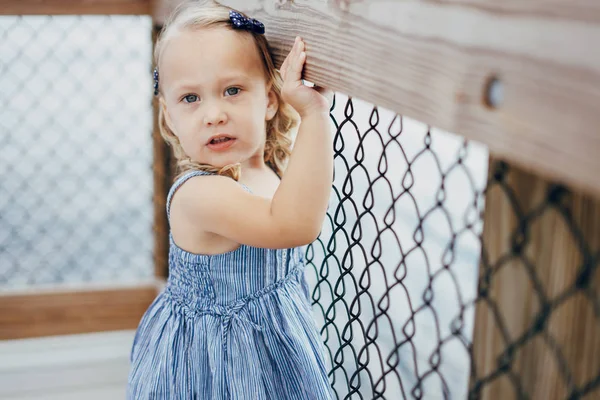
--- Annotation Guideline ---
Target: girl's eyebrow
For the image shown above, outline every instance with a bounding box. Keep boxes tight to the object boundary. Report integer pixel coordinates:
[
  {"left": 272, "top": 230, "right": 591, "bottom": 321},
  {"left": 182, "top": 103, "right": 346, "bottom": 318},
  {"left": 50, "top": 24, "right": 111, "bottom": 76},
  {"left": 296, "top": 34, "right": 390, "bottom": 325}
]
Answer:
[
  {"left": 171, "top": 74, "right": 253, "bottom": 93},
  {"left": 171, "top": 82, "right": 202, "bottom": 93},
  {"left": 217, "top": 73, "right": 252, "bottom": 85}
]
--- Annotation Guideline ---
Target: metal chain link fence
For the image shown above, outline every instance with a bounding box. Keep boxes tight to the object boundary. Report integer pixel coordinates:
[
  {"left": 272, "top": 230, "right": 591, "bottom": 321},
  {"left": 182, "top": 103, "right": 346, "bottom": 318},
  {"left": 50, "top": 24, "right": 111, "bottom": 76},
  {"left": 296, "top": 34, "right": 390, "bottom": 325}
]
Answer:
[
  {"left": 469, "top": 161, "right": 600, "bottom": 400},
  {"left": 304, "top": 93, "right": 599, "bottom": 399},
  {"left": 0, "top": 15, "right": 155, "bottom": 288}
]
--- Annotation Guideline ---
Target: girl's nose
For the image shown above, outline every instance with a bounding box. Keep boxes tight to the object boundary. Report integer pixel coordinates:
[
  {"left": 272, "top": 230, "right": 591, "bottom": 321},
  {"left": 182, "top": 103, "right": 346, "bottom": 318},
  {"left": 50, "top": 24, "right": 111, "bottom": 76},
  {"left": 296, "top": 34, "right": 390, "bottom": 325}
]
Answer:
[{"left": 203, "top": 103, "right": 227, "bottom": 126}]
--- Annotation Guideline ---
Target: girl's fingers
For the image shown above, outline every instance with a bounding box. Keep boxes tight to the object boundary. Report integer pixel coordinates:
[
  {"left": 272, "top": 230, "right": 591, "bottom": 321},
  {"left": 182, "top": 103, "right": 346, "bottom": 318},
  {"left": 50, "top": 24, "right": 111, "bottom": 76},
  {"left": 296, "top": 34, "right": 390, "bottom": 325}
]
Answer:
[
  {"left": 279, "top": 43, "right": 294, "bottom": 80},
  {"left": 280, "top": 54, "right": 290, "bottom": 80},
  {"left": 285, "top": 42, "right": 297, "bottom": 81},
  {"left": 280, "top": 37, "right": 300, "bottom": 81},
  {"left": 289, "top": 40, "right": 305, "bottom": 83}
]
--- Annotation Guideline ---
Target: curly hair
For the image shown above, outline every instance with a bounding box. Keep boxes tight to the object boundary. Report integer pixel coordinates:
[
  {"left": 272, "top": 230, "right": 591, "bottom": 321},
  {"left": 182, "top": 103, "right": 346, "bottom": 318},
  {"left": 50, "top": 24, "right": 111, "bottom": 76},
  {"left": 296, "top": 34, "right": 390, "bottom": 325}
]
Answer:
[{"left": 154, "top": 0, "right": 298, "bottom": 181}]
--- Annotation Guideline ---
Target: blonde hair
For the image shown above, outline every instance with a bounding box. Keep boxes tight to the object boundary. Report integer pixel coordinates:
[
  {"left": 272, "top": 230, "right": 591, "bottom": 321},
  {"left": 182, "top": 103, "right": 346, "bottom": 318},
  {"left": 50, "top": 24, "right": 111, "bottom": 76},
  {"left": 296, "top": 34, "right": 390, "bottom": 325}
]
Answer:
[{"left": 154, "top": 0, "right": 298, "bottom": 181}]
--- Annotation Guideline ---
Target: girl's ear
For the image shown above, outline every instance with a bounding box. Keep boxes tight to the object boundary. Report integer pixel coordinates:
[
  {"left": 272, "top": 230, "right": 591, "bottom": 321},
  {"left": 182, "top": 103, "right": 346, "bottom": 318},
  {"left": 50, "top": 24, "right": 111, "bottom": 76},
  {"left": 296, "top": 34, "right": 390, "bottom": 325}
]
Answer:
[
  {"left": 265, "top": 86, "right": 278, "bottom": 121},
  {"left": 160, "top": 97, "right": 177, "bottom": 135}
]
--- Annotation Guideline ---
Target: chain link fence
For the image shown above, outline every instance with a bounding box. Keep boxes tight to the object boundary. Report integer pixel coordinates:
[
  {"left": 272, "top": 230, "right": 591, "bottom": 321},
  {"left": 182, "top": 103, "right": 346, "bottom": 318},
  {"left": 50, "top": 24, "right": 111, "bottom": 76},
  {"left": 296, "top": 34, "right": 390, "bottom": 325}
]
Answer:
[
  {"left": 305, "top": 93, "right": 599, "bottom": 399},
  {"left": 469, "top": 161, "right": 600, "bottom": 399},
  {"left": 0, "top": 15, "right": 155, "bottom": 288},
  {"left": 305, "top": 93, "right": 488, "bottom": 399}
]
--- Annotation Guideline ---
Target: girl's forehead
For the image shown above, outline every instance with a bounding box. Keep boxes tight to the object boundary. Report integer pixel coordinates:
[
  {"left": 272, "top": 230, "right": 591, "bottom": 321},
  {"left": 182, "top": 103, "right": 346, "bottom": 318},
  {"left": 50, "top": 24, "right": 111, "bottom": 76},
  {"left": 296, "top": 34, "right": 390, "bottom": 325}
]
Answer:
[{"left": 160, "top": 28, "right": 265, "bottom": 83}]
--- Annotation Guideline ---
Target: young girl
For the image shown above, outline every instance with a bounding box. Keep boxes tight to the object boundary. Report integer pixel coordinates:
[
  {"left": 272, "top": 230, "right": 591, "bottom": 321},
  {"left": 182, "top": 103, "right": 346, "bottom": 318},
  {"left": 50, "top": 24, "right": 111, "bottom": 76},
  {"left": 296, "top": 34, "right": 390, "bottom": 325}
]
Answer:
[{"left": 127, "top": 1, "right": 334, "bottom": 399}]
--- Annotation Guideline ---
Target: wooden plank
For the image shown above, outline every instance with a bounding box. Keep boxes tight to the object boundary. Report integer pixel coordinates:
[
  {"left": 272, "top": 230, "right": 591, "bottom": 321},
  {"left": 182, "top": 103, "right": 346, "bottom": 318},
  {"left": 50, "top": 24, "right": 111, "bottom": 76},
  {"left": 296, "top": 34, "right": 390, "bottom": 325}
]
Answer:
[
  {"left": 0, "top": 284, "right": 159, "bottom": 340},
  {"left": 0, "top": 0, "right": 150, "bottom": 15},
  {"left": 142, "top": 0, "right": 600, "bottom": 196},
  {"left": 470, "top": 158, "right": 600, "bottom": 398}
]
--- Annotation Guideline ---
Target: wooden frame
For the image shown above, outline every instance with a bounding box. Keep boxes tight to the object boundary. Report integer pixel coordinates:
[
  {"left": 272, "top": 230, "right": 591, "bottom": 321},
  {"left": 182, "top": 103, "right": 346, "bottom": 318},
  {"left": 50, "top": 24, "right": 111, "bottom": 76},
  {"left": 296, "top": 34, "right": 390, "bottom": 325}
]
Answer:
[
  {"left": 0, "top": 0, "right": 150, "bottom": 15},
  {"left": 0, "top": 1, "right": 160, "bottom": 340},
  {"left": 0, "top": 283, "right": 159, "bottom": 340}
]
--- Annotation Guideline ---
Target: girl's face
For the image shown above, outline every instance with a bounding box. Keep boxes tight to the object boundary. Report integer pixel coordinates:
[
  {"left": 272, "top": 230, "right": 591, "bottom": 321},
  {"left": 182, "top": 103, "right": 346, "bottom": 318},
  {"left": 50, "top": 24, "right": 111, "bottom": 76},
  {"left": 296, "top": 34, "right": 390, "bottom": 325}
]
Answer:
[{"left": 159, "top": 27, "right": 278, "bottom": 169}]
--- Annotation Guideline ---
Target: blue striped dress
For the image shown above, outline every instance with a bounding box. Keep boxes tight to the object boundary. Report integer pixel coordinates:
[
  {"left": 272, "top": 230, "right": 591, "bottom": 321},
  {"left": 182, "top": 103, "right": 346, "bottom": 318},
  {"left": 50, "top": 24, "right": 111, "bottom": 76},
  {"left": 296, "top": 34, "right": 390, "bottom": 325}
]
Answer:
[{"left": 127, "top": 170, "right": 335, "bottom": 399}]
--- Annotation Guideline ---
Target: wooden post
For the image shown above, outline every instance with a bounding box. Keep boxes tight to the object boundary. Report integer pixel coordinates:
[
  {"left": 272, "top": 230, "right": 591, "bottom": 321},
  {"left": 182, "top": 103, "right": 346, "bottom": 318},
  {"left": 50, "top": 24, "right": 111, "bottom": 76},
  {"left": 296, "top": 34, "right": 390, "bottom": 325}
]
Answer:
[
  {"left": 151, "top": 23, "right": 173, "bottom": 279},
  {"left": 470, "top": 158, "right": 600, "bottom": 399}
]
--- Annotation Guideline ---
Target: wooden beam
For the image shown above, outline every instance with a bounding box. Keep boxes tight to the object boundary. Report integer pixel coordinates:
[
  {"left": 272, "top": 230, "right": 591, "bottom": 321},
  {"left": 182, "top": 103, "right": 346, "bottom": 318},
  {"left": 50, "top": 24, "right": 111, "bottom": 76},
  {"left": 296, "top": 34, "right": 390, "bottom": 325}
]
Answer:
[
  {"left": 183, "top": 0, "right": 600, "bottom": 197},
  {"left": 0, "top": 284, "right": 159, "bottom": 340},
  {"left": 470, "top": 158, "right": 600, "bottom": 398},
  {"left": 0, "top": 0, "right": 150, "bottom": 15},
  {"left": 151, "top": 0, "right": 179, "bottom": 24}
]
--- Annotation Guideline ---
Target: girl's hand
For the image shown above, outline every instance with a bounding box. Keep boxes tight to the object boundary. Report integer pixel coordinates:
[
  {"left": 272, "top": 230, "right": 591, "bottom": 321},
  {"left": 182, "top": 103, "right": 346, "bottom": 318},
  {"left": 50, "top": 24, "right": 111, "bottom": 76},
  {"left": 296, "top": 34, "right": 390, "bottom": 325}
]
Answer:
[{"left": 279, "top": 37, "right": 332, "bottom": 118}]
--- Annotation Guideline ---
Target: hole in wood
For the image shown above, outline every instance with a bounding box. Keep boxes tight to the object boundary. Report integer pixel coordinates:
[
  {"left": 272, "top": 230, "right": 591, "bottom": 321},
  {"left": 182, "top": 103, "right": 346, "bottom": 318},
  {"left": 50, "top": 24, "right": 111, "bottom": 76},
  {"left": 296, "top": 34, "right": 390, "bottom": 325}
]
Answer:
[{"left": 484, "top": 76, "right": 504, "bottom": 109}]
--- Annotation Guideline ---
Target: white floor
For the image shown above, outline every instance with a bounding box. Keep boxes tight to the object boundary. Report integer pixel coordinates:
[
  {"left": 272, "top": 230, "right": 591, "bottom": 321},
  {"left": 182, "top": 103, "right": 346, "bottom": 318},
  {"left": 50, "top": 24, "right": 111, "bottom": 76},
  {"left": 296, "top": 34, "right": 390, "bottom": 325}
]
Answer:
[{"left": 0, "top": 330, "right": 135, "bottom": 400}]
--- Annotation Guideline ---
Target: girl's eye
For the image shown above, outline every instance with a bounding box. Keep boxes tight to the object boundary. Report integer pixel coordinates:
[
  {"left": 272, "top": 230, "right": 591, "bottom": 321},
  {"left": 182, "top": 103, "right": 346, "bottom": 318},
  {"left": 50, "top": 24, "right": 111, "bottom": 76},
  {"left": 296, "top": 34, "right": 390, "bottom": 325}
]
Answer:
[
  {"left": 182, "top": 94, "right": 199, "bottom": 103},
  {"left": 225, "top": 87, "right": 241, "bottom": 96}
]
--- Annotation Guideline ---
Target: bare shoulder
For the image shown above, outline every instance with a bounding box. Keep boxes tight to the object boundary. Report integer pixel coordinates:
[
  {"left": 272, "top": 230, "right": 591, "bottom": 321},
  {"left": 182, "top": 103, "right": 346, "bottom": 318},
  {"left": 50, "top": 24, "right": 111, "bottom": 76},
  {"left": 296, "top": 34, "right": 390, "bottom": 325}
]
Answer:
[
  {"left": 169, "top": 175, "right": 246, "bottom": 253},
  {"left": 169, "top": 173, "right": 317, "bottom": 249},
  {"left": 174, "top": 174, "right": 242, "bottom": 209}
]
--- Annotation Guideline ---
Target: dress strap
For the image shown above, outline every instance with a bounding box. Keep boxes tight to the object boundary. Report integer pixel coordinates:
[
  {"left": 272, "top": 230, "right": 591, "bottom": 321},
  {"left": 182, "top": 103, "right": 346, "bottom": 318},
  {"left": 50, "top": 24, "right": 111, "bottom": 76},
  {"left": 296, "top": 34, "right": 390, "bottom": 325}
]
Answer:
[{"left": 166, "top": 170, "right": 252, "bottom": 224}]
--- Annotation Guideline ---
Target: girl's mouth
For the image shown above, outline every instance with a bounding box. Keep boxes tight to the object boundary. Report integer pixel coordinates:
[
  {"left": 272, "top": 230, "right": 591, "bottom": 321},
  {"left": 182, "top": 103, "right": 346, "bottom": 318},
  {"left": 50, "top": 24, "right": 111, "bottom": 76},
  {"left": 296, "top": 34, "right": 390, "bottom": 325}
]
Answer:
[{"left": 207, "top": 135, "right": 236, "bottom": 151}]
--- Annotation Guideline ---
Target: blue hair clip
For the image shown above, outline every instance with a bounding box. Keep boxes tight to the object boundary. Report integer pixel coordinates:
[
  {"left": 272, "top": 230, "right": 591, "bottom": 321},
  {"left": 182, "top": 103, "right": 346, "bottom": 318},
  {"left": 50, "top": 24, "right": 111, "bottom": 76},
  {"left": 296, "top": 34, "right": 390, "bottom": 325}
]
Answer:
[
  {"left": 153, "top": 68, "right": 159, "bottom": 96},
  {"left": 229, "top": 10, "right": 265, "bottom": 34}
]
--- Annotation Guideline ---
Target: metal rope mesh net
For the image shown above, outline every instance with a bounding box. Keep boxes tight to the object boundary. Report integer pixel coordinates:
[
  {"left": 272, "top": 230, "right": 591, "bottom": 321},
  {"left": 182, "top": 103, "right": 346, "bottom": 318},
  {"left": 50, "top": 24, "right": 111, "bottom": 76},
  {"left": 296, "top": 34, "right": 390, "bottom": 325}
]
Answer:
[
  {"left": 305, "top": 93, "right": 599, "bottom": 399},
  {"left": 0, "top": 15, "right": 154, "bottom": 287}
]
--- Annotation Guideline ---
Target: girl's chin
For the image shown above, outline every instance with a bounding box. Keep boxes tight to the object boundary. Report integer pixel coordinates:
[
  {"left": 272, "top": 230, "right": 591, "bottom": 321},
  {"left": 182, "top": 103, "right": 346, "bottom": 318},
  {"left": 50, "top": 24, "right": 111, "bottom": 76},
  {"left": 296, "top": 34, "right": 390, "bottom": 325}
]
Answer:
[{"left": 195, "top": 159, "right": 242, "bottom": 169}]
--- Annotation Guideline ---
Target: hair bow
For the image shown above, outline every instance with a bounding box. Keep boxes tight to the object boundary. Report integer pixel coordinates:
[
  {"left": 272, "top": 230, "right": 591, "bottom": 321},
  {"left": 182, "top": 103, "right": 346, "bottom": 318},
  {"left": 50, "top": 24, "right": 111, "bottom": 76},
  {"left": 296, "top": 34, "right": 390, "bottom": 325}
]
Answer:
[{"left": 229, "top": 10, "right": 265, "bottom": 35}]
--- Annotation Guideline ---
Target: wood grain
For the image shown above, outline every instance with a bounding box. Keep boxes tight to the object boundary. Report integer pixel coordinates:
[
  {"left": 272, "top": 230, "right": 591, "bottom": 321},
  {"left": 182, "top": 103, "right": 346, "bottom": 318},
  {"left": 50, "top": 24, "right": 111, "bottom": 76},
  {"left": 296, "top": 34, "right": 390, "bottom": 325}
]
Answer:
[
  {"left": 0, "top": 284, "right": 159, "bottom": 339},
  {"left": 181, "top": 0, "right": 600, "bottom": 197},
  {"left": 0, "top": 0, "right": 150, "bottom": 15},
  {"left": 422, "top": 1, "right": 600, "bottom": 23},
  {"left": 470, "top": 158, "right": 600, "bottom": 399}
]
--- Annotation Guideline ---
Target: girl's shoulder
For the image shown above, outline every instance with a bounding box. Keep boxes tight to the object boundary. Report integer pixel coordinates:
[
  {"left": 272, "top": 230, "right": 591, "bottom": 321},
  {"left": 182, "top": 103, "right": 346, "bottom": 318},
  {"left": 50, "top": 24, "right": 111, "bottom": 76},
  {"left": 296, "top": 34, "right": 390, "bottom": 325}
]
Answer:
[
  {"left": 167, "top": 169, "right": 317, "bottom": 249},
  {"left": 167, "top": 170, "right": 251, "bottom": 219}
]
